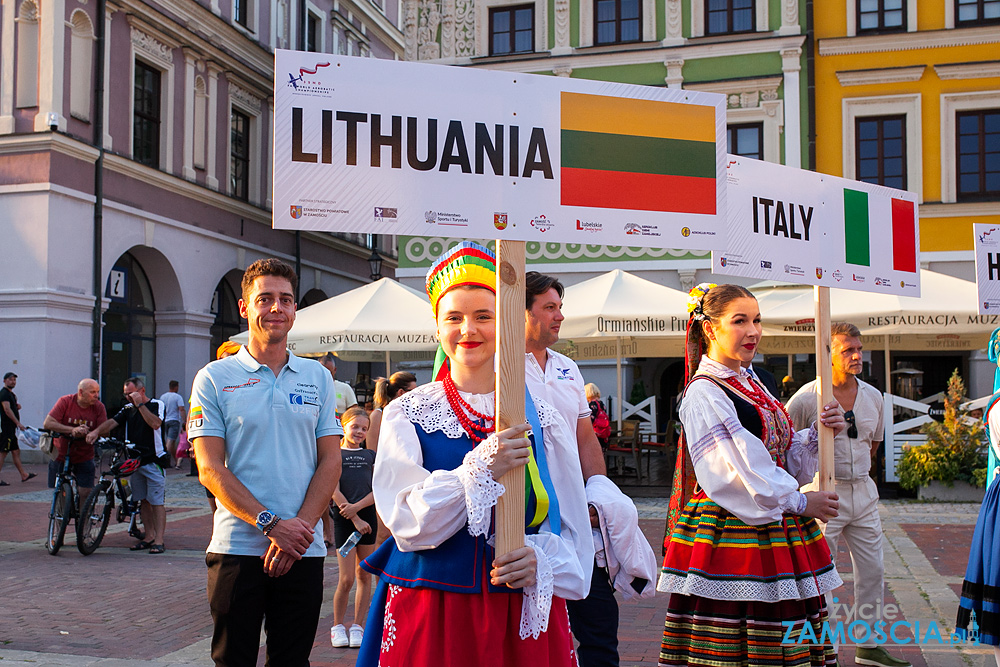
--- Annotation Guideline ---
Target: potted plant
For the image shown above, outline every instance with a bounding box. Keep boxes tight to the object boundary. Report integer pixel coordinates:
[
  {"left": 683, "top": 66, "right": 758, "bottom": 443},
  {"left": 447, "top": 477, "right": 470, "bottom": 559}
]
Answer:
[{"left": 897, "top": 370, "right": 989, "bottom": 501}]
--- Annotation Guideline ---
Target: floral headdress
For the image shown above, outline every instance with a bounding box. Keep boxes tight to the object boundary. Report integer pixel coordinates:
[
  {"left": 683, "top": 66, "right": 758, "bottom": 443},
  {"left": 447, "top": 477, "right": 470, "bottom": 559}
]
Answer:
[{"left": 686, "top": 282, "right": 717, "bottom": 321}]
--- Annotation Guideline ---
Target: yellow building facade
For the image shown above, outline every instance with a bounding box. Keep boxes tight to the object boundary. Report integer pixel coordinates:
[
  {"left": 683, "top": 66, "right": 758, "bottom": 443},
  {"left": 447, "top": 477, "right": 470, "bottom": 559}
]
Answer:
[{"left": 815, "top": 1, "right": 999, "bottom": 275}]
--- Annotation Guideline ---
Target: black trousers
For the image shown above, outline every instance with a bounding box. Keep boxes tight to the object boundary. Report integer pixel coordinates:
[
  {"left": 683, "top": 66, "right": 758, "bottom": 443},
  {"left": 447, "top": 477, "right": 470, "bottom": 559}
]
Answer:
[
  {"left": 566, "top": 561, "right": 620, "bottom": 667},
  {"left": 206, "top": 553, "right": 324, "bottom": 667}
]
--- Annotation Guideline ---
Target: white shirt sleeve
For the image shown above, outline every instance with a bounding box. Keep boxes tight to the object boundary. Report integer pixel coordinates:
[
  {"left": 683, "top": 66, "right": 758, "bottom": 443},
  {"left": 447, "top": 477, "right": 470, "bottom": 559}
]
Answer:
[{"left": 680, "top": 378, "right": 807, "bottom": 525}]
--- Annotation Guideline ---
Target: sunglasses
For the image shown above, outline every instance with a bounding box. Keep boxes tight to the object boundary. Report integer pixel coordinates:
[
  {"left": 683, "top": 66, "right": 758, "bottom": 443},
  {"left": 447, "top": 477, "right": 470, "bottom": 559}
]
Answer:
[{"left": 844, "top": 410, "right": 858, "bottom": 439}]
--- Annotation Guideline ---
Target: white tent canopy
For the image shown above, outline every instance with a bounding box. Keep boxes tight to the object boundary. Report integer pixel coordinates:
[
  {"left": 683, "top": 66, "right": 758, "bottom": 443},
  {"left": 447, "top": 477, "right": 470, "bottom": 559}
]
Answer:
[{"left": 231, "top": 278, "right": 438, "bottom": 356}]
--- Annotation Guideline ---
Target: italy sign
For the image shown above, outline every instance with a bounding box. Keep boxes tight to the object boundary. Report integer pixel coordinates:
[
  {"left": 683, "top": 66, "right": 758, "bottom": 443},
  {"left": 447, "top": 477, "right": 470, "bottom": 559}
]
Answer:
[
  {"left": 715, "top": 156, "right": 920, "bottom": 297},
  {"left": 272, "top": 50, "right": 727, "bottom": 250},
  {"left": 974, "top": 223, "right": 1000, "bottom": 314}
]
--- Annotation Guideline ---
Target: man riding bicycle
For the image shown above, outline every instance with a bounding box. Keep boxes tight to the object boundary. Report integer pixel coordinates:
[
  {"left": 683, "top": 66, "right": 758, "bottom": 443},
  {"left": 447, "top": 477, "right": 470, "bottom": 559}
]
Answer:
[{"left": 42, "top": 379, "right": 107, "bottom": 507}]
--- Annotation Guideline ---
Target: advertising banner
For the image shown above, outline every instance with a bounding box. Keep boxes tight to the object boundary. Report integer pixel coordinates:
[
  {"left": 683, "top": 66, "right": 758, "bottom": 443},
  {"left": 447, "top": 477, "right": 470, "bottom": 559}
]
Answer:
[
  {"left": 974, "top": 223, "right": 1000, "bottom": 314},
  {"left": 272, "top": 50, "right": 727, "bottom": 250},
  {"left": 715, "top": 157, "right": 921, "bottom": 297}
]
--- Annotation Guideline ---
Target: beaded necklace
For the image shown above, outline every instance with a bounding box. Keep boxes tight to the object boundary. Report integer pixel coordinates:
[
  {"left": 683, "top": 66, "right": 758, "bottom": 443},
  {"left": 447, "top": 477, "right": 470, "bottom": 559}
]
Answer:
[{"left": 442, "top": 374, "right": 496, "bottom": 443}]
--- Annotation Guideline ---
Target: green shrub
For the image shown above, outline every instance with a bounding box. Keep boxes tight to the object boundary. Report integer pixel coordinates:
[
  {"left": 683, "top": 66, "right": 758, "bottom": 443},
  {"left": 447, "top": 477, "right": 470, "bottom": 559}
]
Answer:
[{"left": 897, "top": 370, "right": 988, "bottom": 490}]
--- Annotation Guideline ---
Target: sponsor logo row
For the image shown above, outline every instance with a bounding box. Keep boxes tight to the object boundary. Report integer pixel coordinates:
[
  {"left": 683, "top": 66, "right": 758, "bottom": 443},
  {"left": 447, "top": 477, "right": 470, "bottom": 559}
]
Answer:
[{"left": 720, "top": 256, "right": 916, "bottom": 290}]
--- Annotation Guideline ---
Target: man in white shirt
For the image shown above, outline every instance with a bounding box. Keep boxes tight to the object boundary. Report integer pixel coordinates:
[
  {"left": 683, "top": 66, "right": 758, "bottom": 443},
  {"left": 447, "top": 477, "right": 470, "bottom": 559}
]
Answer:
[
  {"left": 787, "top": 322, "right": 909, "bottom": 667},
  {"left": 523, "top": 271, "right": 615, "bottom": 667},
  {"left": 319, "top": 353, "right": 358, "bottom": 418},
  {"left": 159, "top": 380, "right": 186, "bottom": 467}
]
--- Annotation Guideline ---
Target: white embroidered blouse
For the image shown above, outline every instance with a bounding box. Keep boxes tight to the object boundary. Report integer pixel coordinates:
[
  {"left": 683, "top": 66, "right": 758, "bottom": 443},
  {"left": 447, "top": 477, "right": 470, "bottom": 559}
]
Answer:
[
  {"left": 374, "top": 381, "right": 594, "bottom": 639},
  {"left": 680, "top": 357, "right": 820, "bottom": 526}
]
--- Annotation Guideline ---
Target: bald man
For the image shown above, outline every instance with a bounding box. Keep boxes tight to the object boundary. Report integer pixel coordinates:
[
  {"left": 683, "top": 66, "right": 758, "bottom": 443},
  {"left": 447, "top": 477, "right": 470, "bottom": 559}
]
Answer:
[{"left": 43, "top": 379, "right": 108, "bottom": 500}]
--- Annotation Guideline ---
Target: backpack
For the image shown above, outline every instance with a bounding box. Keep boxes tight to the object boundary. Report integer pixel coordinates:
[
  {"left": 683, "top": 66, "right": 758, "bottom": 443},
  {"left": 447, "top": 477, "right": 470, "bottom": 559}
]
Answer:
[{"left": 592, "top": 401, "right": 611, "bottom": 440}]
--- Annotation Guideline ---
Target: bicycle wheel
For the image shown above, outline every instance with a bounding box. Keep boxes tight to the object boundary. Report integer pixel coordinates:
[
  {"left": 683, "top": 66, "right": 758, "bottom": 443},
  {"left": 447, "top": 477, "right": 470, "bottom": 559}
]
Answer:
[
  {"left": 77, "top": 484, "right": 113, "bottom": 555},
  {"left": 46, "top": 482, "right": 72, "bottom": 555}
]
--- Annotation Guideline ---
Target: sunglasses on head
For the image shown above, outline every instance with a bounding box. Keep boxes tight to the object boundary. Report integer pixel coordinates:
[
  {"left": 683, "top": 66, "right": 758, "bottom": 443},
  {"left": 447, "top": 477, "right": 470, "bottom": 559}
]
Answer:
[{"left": 844, "top": 410, "right": 858, "bottom": 439}]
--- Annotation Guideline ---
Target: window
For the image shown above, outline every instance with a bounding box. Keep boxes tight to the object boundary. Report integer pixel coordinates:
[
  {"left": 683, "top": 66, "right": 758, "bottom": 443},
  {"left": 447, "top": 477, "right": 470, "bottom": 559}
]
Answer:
[
  {"left": 133, "top": 61, "right": 161, "bottom": 168},
  {"left": 857, "top": 0, "right": 905, "bottom": 32},
  {"left": 728, "top": 123, "right": 763, "bottom": 160},
  {"left": 235, "top": 0, "right": 248, "bottom": 27},
  {"left": 595, "top": 0, "right": 640, "bottom": 44},
  {"left": 856, "top": 115, "right": 906, "bottom": 190},
  {"left": 306, "top": 11, "right": 321, "bottom": 52},
  {"left": 231, "top": 109, "right": 250, "bottom": 200},
  {"left": 706, "top": 0, "right": 754, "bottom": 35},
  {"left": 490, "top": 5, "right": 534, "bottom": 55},
  {"left": 956, "top": 0, "right": 1000, "bottom": 25},
  {"left": 956, "top": 109, "right": 999, "bottom": 200}
]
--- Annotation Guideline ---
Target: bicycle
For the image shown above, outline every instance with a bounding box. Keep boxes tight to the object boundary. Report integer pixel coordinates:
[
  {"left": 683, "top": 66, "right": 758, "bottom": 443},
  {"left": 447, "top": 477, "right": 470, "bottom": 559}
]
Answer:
[
  {"left": 76, "top": 437, "right": 144, "bottom": 555},
  {"left": 43, "top": 430, "right": 84, "bottom": 555}
]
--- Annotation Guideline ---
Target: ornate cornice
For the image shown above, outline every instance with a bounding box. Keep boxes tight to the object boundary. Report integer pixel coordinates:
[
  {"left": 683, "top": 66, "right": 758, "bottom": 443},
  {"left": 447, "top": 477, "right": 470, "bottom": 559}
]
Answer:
[
  {"left": 835, "top": 65, "right": 925, "bottom": 86},
  {"left": 934, "top": 60, "right": 1000, "bottom": 80},
  {"left": 130, "top": 25, "right": 175, "bottom": 68},
  {"left": 819, "top": 25, "right": 1000, "bottom": 56},
  {"left": 228, "top": 82, "right": 262, "bottom": 114}
]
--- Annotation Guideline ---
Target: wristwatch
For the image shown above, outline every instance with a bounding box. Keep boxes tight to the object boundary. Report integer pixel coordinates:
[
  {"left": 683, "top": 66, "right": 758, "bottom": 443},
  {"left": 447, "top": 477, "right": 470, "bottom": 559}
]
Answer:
[{"left": 255, "top": 509, "right": 277, "bottom": 533}]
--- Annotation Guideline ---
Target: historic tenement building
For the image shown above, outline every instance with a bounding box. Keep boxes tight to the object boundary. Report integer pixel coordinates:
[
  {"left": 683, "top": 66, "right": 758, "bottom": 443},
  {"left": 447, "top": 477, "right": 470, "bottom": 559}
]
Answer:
[{"left": 0, "top": 0, "right": 403, "bottom": 421}]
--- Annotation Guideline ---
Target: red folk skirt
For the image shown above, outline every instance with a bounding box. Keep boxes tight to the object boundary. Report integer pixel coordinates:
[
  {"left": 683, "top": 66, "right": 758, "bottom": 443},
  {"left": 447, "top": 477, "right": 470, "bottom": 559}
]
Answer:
[{"left": 377, "top": 582, "right": 577, "bottom": 667}]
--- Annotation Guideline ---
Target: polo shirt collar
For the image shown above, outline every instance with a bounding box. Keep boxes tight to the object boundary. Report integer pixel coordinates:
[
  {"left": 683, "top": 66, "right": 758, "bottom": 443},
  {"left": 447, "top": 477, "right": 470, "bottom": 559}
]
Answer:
[{"left": 234, "top": 344, "right": 299, "bottom": 373}]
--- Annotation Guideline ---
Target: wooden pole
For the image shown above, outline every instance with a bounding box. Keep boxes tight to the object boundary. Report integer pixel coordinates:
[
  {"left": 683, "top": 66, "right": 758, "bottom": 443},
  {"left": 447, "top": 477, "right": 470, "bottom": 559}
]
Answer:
[
  {"left": 495, "top": 240, "right": 526, "bottom": 557},
  {"left": 814, "top": 286, "right": 835, "bottom": 493}
]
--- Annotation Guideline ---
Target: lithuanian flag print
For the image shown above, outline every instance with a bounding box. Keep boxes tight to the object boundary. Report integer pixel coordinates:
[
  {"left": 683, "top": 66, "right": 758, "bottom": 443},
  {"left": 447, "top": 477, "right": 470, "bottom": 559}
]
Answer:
[
  {"left": 843, "top": 187, "right": 917, "bottom": 272},
  {"left": 560, "top": 92, "right": 717, "bottom": 214}
]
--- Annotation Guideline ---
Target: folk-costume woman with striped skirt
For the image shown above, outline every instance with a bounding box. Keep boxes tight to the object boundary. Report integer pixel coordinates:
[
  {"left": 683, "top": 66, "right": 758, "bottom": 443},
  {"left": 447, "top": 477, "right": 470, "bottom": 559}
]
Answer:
[
  {"left": 955, "top": 348, "right": 1000, "bottom": 666},
  {"left": 356, "top": 242, "right": 593, "bottom": 667},
  {"left": 658, "top": 283, "right": 846, "bottom": 667}
]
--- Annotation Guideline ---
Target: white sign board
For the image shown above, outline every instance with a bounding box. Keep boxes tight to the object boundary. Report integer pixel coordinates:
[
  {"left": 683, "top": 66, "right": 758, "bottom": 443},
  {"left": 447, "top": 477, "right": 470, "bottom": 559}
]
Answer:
[
  {"left": 272, "top": 51, "right": 727, "bottom": 249},
  {"left": 715, "top": 157, "right": 920, "bottom": 297},
  {"left": 974, "top": 223, "right": 1000, "bottom": 314}
]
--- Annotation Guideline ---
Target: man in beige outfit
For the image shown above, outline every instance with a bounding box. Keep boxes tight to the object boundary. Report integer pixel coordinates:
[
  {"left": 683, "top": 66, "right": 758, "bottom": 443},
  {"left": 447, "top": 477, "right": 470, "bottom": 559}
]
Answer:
[{"left": 786, "top": 322, "right": 909, "bottom": 667}]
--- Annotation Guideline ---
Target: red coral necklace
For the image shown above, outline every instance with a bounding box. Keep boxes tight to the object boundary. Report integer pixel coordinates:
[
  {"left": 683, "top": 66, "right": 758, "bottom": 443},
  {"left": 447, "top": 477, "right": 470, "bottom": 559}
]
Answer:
[{"left": 442, "top": 374, "right": 495, "bottom": 443}]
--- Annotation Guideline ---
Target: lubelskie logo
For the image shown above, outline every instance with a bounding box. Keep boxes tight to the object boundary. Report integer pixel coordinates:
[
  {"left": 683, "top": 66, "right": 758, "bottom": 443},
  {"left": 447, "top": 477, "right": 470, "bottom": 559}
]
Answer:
[
  {"left": 761, "top": 260, "right": 772, "bottom": 269},
  {"left": 375, "top": 207, "right": 397, "bottom": 223},
  {"left": 287, "top": 62, "right": 331, "bottom": 89}
]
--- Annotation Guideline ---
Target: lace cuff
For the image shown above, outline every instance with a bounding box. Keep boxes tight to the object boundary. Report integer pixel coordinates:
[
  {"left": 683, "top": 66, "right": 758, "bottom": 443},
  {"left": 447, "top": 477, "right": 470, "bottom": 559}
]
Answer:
[
  {"left": 780, "top": 491, "right": 808, "bottom": 515},
  {"left": 456, "top": 434, "right": 505, "bottom": 536},
  {"left": 519, "top": 541, "right": 554, "bottom": 640}
]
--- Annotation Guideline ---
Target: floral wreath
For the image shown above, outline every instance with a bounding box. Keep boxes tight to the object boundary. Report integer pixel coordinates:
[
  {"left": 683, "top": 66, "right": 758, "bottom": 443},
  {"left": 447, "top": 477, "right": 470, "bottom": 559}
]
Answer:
[{"left": 686, "top": 282, "right": 717, "bottom": 321}]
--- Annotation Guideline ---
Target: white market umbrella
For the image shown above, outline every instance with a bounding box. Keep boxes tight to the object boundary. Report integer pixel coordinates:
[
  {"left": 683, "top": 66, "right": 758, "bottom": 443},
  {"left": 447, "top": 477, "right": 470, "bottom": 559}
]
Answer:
[
  {"left": 231, "top": 278, "right": 438, "bottom": 362},
  {"left": 753, "top": 270, "right": 991, "bottom": 389},
  {"left": 558, "top": 269, "right": 690, "bottom": 425}
]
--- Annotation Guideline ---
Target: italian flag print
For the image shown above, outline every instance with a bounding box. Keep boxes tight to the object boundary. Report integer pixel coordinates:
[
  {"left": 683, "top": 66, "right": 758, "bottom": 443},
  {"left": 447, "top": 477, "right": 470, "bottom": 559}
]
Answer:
[
  {"left": 843, "top": 187, "right": 917, "bottom": 273},
  {"left": 559, "top": 92, "right": 716, "bottom": 215}
]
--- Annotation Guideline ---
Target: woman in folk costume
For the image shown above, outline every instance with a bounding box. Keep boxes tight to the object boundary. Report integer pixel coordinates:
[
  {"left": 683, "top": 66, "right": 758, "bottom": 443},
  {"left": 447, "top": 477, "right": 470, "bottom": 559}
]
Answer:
[
  {"left": 954, "top": 327, "right": 1000, "bottom": 665},
  {"left": 357, "top": 242, "right": 592, "bottom": 667},
  {"left": 658, "top": 283, "right": 846, "bottom": 667}
]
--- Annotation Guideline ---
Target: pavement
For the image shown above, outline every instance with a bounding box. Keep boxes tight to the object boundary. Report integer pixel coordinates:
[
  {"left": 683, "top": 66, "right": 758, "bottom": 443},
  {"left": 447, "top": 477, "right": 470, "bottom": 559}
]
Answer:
[{"left": 0, "top": 462, "right": 996, "bottom": 666}]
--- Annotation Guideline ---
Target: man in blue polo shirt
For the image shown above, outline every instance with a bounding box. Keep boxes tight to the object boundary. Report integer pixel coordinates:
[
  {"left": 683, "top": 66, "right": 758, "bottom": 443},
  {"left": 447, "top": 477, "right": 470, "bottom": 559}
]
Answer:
[{"left": 189, "top": 258, "right": 342, "bottom": 667}]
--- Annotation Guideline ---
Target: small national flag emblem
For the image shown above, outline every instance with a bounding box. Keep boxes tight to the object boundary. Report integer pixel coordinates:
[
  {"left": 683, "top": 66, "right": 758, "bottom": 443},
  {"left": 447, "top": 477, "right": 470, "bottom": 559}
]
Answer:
[
  {"left": 290, "top": 205, "right": 303, "bottom": 219},
  {"left": 189, "top": 406, "right": 204, "bottom": 428},
  {"left": 560, "top": 92, "right": 717, "bottom": 215},
  {"left": 843, "top": 188, "right": 916, "bottom": 272},
  {"left": 494, "top": 213, "right": 508, "bottom": 230}
]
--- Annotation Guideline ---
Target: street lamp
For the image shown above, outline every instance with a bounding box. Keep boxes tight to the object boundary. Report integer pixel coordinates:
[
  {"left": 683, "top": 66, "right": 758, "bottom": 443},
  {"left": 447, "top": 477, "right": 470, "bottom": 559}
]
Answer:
[{"left": 368, "top": 247, "right": 383, "bottom": 281}]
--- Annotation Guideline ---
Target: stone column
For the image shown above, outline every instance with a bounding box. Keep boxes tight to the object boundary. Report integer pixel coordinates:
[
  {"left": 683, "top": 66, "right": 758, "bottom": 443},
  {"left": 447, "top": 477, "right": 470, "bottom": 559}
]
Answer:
[
  {"left": 0, "top": 0, "right": 15, "bottom": 133},
  {"left": 153, "top": 311, "right": 216, "bottom": 398},
  {"left": 102, "top": 3, "right": 117, "bottom": 149},
  {"left": 781, "top": 48, "right": 801, "bottom": 169},
  {"left": 206, "top": 62, "right": 220, "bottom": 190},
  {"left": 182, "top": 49, "right": 196, "bottom": 180}
]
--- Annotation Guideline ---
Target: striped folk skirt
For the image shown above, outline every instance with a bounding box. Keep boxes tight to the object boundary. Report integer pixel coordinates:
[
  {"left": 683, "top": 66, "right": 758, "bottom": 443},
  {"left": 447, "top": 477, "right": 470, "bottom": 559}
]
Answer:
[
  {"left": 657, "top": 492, "right": 841, "bottom": 666},
  {"left": 956, "top": 474, "right": 1000, "bottom": 646}
]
